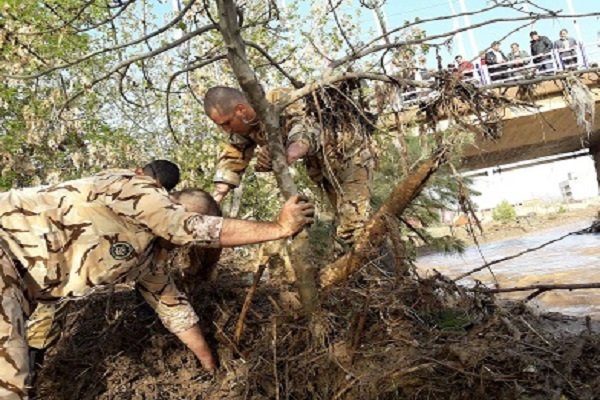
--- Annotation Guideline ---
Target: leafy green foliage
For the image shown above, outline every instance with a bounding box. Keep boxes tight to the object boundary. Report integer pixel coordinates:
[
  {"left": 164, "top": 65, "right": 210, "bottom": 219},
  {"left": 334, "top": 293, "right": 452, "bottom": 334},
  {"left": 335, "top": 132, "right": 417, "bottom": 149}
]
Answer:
[{"left": 492, "top": 200, "right": 517, "bottom": 223}]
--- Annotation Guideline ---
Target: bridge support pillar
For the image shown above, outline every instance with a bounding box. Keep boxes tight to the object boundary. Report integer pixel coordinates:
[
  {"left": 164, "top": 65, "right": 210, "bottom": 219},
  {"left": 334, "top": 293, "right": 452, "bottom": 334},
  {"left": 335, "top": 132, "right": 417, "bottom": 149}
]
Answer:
[{"left": 590, "top": 145, "right": 600, "bottom": 195}]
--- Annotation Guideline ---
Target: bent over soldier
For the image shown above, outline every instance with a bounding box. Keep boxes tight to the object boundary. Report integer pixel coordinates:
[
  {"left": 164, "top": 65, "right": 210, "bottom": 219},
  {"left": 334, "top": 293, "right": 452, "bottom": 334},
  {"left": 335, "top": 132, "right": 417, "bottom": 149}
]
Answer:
[
  {"left": 0, "top": 166, "right": 314, "bottom": 399},
  {"left": 203, "top": 86, "right": 374, "bottom": 250},
  {"left": 25, "top": 187, "right": 225, "bottom": 379}
]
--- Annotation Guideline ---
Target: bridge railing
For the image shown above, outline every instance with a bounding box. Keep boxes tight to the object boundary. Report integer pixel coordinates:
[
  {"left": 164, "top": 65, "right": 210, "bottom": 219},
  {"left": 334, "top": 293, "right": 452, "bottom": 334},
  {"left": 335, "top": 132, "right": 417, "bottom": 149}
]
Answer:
[{"left": 392, "top": 40, "right": 600, "bottom": 110}]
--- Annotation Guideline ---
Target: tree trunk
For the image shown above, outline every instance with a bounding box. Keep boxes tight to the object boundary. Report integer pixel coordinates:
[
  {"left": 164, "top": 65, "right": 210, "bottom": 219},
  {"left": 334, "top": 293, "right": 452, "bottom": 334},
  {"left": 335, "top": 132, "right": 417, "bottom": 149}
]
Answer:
[
  {"left": 319, "top": 151, "right": 448, "bottom": 287},
  {"left": 215, "top": 0, "right": 319, "bottom": 315}
]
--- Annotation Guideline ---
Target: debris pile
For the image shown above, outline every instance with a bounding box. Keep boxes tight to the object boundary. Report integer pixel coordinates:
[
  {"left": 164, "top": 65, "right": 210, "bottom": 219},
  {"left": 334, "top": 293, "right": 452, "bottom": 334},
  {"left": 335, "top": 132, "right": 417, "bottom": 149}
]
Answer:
[{"left": 36, "top": 259, "right": 600, "bottom": 400}]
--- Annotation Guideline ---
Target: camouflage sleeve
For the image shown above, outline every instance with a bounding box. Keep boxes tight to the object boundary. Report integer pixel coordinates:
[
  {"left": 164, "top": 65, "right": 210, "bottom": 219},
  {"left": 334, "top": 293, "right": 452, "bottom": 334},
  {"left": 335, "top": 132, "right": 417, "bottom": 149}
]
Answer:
[
  {"left": 286, "top": 113, "right": 321, "bottom": 156},
  {"left": 103, "top": 175, "right": 223, "bottom": 247},
  {"left": 136, "top": 260, "right": 198, "bottom": 334},
  {"left": 213, "top": 134, "right": 256, "bottom": 187},
  {"left": 267, "top": 88, "right": 321, "bottom": 156}
]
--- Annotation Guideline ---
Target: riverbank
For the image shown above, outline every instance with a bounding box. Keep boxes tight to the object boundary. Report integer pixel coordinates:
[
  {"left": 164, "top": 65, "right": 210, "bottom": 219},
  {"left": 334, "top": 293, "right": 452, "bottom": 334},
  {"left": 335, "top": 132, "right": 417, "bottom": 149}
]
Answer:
[{"left": 428, "top": 197, "right": 600, "bottom": 246}]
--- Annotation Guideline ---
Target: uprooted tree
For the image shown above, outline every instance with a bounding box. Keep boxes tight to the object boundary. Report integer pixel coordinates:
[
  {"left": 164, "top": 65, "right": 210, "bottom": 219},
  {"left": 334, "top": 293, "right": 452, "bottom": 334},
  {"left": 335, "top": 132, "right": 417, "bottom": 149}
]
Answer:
[{"left": 3, "top": 1, "right": 600, "bottom": 398}]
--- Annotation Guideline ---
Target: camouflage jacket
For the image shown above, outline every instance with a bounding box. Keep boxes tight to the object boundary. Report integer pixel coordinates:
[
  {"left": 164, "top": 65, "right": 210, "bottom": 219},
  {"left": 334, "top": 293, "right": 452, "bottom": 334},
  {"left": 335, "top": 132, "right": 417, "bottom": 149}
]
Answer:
[
  {"left": 0, "top": 170, "right": 223, "bottom": 333},
  {"left": 213, "top": 89, "right": 321, "bottom": 187}
]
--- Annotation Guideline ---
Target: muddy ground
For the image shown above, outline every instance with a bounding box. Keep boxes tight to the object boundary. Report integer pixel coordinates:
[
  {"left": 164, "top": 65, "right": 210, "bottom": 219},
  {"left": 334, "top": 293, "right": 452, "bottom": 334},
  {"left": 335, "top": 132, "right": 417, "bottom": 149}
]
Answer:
[{"left": 34, "top": 256, "right": 600, "bottom": 400}]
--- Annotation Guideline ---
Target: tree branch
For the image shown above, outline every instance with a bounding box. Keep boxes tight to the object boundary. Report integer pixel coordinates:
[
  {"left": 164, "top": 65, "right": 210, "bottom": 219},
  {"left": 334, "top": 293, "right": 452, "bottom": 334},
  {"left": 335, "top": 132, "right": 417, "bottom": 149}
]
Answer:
[
  {"left": 57, "top": 23, "right": 217, "bottom": 115},
  {"left": 320, "top": 148, "right": 450, "bottom": 287},
  {"left": 472, "top": 282, "right": 600, "bottom": 294},
  {"left": 12, "top": 0, "right": 134, "bottom": 36},
  {"left": 3, "top": 0, "right": 202, "bottom": 80},
  {"left": 244, "top": 40, "right": 303, "bottom": 88},
  {"left": 166, "top": 54, "right": 227, "bottom": 143},
  {"left": 453, "top": 227, "right": 589, "bottom": 282}
]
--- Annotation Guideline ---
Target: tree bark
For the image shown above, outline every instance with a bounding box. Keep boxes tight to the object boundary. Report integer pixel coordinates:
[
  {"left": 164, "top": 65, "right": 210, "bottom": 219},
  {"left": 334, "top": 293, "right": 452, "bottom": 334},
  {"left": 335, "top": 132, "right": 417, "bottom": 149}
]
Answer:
[
  {"left": 319, "top": 150, "right": 448, "bottom": 287},
  {"left": 215, "top": 0, "right": 318, "bottom": 315}
]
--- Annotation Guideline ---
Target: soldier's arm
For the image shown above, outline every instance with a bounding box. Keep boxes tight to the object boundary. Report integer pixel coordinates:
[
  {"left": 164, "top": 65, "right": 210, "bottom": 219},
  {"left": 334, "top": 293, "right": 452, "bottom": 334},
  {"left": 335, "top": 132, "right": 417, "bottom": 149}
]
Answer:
[
  {"left": 136, "top": 256, "right": 215, "bottom": 370},
  {"left": 103, "top": 176, "right": 313, "bottom": 247},
  {"left": 285, "top": 110, "right": 321, "bottom": 163},
  {"left": 213, "top": 137, "right": 257, "bottom": 202}
]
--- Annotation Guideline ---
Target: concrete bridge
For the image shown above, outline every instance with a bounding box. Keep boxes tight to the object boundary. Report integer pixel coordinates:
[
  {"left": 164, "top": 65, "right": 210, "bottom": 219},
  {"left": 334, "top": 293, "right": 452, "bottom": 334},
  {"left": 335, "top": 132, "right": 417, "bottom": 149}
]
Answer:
[
  {"left": 386, "top": 39, "right": 600, "bottom": 181},
  {"left": 459, "top": 77, "right": 600, "bottom": 173}
]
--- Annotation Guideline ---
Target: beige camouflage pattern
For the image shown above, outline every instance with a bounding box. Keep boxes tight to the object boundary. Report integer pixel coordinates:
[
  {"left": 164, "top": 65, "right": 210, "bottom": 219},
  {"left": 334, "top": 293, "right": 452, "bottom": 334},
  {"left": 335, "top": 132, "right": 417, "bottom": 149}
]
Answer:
[
  {"left": 0, "top": 170, "right": 224, "bottom": 397},
  {"left": 213, "top": 89, "right": 321, "bottom": 187},
  {"left": 0, "top": 247, "right": 30, "bottom": 399},
  {"left": 26, "top": 302, "right": 66, "bottom": 350},
  {"left": 214, "top": 89, "right": 373, "bottom": 246}
]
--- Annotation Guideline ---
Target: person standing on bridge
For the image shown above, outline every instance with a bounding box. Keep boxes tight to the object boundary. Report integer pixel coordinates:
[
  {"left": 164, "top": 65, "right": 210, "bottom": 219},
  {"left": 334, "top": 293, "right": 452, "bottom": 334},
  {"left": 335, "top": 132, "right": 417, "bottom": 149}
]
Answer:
[
  {"left": 554, "top": 29, "right": 578, "bottom": 69},
  {"left": 485, "top": 41, "right": 508, "bottom": 81},
  {"left": 530, "top": 31, "right": 554, "bottom": 72}
]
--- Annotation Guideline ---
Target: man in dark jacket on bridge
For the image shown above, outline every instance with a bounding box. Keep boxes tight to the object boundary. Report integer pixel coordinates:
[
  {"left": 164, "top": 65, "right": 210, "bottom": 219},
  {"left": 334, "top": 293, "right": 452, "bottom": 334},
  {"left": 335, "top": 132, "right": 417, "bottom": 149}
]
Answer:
[{"left": 530, "top": 31, "right": 554, "bottom": 72}]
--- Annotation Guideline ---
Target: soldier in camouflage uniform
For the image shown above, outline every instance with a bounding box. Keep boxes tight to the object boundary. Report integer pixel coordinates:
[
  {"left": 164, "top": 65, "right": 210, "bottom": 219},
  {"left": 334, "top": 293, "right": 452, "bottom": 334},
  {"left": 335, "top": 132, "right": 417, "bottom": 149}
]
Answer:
[
  {"left": 0, "top": 168, "right": 313, "bottom": 399},
  {"left": 25, "top": 187, "right": 225, "bottom": 378},
  {"left": 203, "top": 86, "right": 374, "bottom": 250}
]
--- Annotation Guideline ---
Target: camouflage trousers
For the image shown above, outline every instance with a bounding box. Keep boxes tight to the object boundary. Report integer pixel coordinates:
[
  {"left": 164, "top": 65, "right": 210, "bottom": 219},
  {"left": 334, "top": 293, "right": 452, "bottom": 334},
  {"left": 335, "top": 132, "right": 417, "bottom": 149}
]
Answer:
[
  {"left": 310, "top": 149, "right": 374, "bottom": 249},
  {"left": 0, "top": 246, "right": 32, "bottom": 400}
]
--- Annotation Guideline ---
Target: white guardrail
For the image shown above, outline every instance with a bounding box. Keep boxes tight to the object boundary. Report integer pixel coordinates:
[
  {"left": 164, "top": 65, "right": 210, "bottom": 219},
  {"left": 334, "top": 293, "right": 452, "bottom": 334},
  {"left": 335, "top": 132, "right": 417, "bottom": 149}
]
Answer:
[{"left": 392, "top": 40, "right": 600, "bottom": 111}]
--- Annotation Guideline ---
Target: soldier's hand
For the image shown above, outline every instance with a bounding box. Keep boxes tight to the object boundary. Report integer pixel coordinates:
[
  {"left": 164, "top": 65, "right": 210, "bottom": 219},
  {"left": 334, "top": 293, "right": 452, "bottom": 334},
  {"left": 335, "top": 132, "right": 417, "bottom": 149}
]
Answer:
[
  {"left": 277, "top": 195, "right": 315, "bottom": 236},
  {"left": 255, "top": 147, "right": 273, "bottom": 172},
  {"left": 286, "top": 141, "right": 310, "bottom": 164},
  {"left": 212, "top": 183, "right": 231, "bottom": 204}
]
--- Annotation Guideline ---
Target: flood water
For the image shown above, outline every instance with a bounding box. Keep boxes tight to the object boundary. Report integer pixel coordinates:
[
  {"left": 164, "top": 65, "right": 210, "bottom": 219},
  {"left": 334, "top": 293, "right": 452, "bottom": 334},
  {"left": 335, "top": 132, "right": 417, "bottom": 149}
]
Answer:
[{"left": 417, "top": 219, "right": 600, "bottom": 318}]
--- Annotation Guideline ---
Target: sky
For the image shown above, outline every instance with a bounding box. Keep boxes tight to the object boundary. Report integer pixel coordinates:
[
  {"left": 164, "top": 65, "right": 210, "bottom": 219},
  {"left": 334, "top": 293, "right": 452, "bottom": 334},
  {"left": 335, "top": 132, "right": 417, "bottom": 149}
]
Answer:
[{"left": 161, "top": 1, "right": 600, "bottom": 67}]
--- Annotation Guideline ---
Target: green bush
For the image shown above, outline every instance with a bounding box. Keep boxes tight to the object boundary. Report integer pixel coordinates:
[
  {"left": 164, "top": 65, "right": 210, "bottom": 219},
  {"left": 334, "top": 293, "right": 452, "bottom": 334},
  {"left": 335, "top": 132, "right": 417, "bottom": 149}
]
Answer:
[{"left": 492, "top": 200, "right": 516, "bottom": 223}]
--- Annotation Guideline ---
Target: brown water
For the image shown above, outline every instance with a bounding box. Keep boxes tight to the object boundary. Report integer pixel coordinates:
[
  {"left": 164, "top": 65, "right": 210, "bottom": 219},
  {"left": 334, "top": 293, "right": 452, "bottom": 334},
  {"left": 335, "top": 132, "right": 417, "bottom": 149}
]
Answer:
[{"left": 417, "top": 219, "right": 600, "bottom": 318}]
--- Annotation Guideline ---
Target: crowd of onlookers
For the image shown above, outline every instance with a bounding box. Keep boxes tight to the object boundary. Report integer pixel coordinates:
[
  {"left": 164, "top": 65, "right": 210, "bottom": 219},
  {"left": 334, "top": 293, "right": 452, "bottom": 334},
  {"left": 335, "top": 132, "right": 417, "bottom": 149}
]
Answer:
[
  {"left": 453, "top": 29, "right": 580, "bottom": 82},
  {"left": 389, "top": 28, "right": 583, "bottom": 109}
]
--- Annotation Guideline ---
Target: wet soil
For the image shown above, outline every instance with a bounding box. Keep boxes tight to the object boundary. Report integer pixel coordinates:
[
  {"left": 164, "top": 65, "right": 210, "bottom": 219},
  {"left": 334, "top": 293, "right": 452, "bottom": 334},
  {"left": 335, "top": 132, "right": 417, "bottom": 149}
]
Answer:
[{"left": 34, "top": 260, "right": 600, "bottom": 400}]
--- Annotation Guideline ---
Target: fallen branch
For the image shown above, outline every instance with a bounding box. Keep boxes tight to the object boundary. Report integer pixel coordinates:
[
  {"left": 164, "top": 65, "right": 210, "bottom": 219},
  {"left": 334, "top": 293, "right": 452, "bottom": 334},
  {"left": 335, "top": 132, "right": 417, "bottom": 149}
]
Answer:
[
  {"left": 473, "top": 282, "right": 600, "bottom": 294},
  {"left": 234, "top": 263, "right": 267, "bottom": 345},
  {"left": 320, "top": 149, "right": 448, "bottom": 287},
  {"left": 453, "top": 227, "right": 588, "bottom": 282}
]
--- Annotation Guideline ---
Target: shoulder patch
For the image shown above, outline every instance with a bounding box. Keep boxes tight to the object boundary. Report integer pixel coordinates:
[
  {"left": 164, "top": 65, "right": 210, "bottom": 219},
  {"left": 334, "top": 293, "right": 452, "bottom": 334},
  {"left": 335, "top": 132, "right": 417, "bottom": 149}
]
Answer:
[{"left": 109, "top": 242, "right": 135, "bottom": 260}]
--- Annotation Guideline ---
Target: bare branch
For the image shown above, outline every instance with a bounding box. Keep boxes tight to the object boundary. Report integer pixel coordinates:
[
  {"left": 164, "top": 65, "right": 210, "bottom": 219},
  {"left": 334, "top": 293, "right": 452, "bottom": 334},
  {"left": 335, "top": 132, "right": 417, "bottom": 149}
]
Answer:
[
  {"left": 453, "top": 226, "right": 590, "bottom": 282},
  {"left": 473, "top": 282, "right": 600, "bottom": 294},
  {"left": 355, "top": 1, "right": 503, "bottom": 59},
  {"left": 166, "top": 54, "right": 227, "bottom": 143},
  {"left": 3, "top": 0, "right": 202, "bottom": 80},
  {"left": 57, "top": 23, "right": 217, "bottom": 115},
  {"left": 245, "top": 40, "right": 303, "bottom": 88}
]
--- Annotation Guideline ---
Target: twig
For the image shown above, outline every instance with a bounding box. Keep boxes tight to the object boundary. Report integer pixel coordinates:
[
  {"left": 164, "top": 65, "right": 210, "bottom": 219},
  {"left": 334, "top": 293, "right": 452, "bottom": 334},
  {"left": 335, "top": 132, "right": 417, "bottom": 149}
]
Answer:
[
  {"left": 473, "top": 282, "right": 600, "bottom": 295},
  {"left": 519, "top": 316, "right": 551, "bottom": 346},
  {"left": 272, "top": 318, "right": 280, "bottom": 400},
  {"left": 453, "top": 227, "right": 588, "bottom": 282},
  {"left": 349, "top": 295, "right": 369, "bottom": 364},
  {"left": 234, "top": 263, "right": 267, "bottom": 344},
  {"left": 500, "top": 316, "right": 521, "bottom": 340}
]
